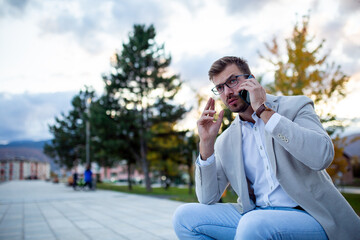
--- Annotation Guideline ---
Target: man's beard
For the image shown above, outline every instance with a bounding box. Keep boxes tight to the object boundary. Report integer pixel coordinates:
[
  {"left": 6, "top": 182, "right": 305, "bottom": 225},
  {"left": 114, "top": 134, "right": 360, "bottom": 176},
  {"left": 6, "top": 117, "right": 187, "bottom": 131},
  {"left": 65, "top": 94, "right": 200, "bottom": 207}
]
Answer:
[
  {"left": 225, "top": 97, "right": 249, "bottom": 113},
  {"left": 231, "top": 102, "right": 249, "bottom": 113}
]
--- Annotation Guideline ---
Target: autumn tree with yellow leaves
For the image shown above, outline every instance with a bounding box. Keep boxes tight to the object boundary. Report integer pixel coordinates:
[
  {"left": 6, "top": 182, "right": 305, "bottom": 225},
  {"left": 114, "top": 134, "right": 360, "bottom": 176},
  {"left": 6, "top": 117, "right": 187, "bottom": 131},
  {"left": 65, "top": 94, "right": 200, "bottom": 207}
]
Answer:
[{"left": 259, "top": 15, "right": 357, "bottom": 182}]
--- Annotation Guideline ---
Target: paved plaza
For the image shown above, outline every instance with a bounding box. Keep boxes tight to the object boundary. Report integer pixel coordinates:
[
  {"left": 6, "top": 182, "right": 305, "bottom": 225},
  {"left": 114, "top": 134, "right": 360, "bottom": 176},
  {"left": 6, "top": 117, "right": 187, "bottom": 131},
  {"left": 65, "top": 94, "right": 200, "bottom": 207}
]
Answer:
[{"left": 0, "top": 180, "right": 184, "bottom": 240}]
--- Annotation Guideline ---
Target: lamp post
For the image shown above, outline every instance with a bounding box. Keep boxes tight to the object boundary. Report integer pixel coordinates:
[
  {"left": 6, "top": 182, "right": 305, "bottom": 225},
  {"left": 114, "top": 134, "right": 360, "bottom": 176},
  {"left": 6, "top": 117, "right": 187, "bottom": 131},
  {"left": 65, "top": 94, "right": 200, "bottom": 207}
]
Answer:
[{"left": 85, "top": 97, "right": 92, "bottom": 166}]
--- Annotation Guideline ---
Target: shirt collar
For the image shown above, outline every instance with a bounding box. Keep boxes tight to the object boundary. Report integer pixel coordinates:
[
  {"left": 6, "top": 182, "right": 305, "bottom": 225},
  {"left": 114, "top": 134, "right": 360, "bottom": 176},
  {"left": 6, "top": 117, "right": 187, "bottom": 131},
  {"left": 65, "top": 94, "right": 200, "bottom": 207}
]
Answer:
[{"left": 238, "top": 112, "right": 259, "bottom": 128}]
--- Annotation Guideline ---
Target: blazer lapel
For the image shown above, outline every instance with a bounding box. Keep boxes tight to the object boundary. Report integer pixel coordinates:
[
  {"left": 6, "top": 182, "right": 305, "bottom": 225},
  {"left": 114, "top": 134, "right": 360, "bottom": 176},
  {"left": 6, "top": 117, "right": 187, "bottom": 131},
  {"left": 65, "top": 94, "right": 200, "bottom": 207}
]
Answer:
[
  {"left": 264, "top": 95, "right": 279, "bottom": 176},
  {"left": 231, "top": 115, "right": 254, "bottom": 212}
]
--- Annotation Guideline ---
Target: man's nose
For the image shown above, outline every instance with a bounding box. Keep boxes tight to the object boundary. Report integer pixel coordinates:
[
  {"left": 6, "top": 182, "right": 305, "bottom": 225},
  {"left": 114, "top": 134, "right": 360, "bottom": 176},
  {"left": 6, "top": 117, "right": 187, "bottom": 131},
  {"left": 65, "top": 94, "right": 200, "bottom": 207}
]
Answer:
[{"left": 223, "top": 84, "right": 234, "bottom": 96}]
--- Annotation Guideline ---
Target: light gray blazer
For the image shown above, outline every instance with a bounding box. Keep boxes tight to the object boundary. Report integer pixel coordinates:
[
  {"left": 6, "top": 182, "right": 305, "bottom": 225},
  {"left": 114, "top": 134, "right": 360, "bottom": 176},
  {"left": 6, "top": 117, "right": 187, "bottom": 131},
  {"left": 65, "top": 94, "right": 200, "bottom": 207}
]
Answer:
[{"left": 195, "top": 94, "right": 360, "bottom": 240}]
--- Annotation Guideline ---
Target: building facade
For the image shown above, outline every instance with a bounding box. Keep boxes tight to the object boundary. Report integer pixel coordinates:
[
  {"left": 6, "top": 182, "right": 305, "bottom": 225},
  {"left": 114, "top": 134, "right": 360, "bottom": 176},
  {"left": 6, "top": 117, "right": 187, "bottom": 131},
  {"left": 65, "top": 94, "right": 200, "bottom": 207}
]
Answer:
[
  {"left": 0, "top": 148, "right": 51, "bottom": 181},
  {"left": 100, "top": 161, "right": 144, "bottom": 184}
]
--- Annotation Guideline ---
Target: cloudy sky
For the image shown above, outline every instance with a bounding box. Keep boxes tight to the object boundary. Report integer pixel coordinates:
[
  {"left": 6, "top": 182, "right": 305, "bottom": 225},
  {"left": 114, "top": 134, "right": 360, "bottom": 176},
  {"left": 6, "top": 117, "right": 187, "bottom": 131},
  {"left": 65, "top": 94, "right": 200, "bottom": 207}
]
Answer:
[{"left": 0, "top": 0, "right": 359, "bottom": 144}]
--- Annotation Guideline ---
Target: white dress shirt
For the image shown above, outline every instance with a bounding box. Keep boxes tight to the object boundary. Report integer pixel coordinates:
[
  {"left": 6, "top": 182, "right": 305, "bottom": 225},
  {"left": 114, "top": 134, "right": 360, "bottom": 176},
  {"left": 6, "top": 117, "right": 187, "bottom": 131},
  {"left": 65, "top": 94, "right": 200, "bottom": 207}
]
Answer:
[{"left": 199, "top": 112, "right": 298, "bottom": 208}]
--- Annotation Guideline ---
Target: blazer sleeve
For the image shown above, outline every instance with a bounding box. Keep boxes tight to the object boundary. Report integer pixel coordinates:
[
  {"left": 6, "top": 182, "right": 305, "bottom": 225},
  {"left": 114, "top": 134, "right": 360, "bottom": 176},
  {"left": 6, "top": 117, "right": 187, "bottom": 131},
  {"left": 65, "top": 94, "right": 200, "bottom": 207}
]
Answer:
[
  {"left": 195, "top": 154, "right": 229, "bottom": 204},
  {"left": 269, "top": 98, "right": 334, "bottom": 170}
]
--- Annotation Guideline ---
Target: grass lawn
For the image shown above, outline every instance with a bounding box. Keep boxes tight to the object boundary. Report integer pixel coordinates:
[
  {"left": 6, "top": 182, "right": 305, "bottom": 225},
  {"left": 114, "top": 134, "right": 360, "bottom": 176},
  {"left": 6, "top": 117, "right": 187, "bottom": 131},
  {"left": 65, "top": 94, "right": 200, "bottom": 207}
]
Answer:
[
  {"left": 97, "top": 183, "right": 360, "bottom": 216},
  {"left": 97, "top": 183, "right": 198, "bottom": 202},
  {"left": 342, "top": 193, "right": 360, "bottom": 216}
]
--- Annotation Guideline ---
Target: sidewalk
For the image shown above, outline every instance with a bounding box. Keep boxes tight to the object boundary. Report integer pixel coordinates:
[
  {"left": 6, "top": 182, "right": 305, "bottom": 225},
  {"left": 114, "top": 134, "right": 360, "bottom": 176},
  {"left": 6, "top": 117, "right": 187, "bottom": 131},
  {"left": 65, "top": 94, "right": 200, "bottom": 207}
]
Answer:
[
  {"left": 0, "top": 180, "right": 184, "bottom": 240},
  {"left": 338, "top": 186, "right": 360, "bottom": 194}
]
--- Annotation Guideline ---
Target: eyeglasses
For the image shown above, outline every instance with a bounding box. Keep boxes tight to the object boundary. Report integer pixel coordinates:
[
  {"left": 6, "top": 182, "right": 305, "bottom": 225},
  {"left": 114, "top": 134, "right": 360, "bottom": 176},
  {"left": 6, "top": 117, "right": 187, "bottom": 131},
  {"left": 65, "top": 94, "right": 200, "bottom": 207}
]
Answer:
[{"left": 211, "top": 74, "right": 251, "bottom": 95}]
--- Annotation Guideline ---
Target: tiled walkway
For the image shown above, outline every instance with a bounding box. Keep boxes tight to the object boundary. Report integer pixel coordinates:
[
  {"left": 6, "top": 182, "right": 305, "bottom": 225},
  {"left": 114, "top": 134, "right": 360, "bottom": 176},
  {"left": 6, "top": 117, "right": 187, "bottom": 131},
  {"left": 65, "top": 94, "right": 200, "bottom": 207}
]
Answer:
[{"left": 0, "top": 181, "right": 184, "bottom": 240}]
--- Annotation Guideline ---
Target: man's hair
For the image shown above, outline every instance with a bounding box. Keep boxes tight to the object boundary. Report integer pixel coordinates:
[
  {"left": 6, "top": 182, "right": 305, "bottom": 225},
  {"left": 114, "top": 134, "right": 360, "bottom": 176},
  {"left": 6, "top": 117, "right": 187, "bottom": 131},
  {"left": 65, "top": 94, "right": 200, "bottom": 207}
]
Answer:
[{"left": 208, "top": 56, "right": 251, "bottom": 80}]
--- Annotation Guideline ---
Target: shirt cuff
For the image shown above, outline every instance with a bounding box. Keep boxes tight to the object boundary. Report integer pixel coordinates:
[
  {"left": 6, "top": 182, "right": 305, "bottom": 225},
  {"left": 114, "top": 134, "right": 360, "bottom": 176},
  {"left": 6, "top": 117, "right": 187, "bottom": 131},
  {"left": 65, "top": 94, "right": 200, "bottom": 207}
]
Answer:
[
  {"left": 265, "top": 112, "right": 281, "bottom": 133},
  {"left": 198, "top": 154, "right": 215, "bottom": 166}
]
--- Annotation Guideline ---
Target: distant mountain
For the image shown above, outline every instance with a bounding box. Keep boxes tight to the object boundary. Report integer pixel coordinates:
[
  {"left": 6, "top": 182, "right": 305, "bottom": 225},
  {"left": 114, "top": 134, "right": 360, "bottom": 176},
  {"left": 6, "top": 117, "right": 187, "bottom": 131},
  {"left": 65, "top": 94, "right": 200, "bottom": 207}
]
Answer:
[{"left": 0, "top": 140, "right": 51, "bottom": 149}]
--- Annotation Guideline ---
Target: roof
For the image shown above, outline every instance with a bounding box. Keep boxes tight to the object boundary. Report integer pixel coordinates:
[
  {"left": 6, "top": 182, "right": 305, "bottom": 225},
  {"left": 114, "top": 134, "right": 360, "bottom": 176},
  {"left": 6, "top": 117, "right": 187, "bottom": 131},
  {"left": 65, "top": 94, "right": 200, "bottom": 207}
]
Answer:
[
  {"left": 343, "top": 133, "right": 360, "bottom": 158},
  {"left": 0, "top": 147, "right": 50, "bottom": 163}
]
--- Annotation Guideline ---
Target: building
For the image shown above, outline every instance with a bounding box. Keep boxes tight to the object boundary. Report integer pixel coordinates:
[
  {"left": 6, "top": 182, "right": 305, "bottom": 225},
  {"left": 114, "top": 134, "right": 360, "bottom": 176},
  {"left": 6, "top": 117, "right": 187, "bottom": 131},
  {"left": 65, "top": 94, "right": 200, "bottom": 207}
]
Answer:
[
  {"left": 0, "top": 147, "right": 51, "bottom": 181},
  {"left": 100, "top": 160, "right": 144, "bottom": 184},
  {"left": 342, "top": 133, "right": 360, "bottom": 184}
]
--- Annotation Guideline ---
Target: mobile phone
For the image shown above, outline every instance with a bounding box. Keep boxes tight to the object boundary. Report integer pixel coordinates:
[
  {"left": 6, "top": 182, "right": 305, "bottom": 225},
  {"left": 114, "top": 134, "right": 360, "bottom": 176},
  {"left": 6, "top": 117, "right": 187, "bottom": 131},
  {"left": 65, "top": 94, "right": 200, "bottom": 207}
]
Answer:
[
  {"left": 238, "top": 74, "right": 254, "bottom": 105},
  {"left": 239, "top": 90, "right": 250, "bottom": 105}
]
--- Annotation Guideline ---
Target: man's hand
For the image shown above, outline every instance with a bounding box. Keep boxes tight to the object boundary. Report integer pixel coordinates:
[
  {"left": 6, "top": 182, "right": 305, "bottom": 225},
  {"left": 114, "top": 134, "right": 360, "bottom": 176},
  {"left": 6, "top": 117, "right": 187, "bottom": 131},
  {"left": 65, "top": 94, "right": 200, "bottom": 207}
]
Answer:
[
  {"left": 239, "top": 77, "right": 274, "bottom": 123},
  {"left": 197, "top": 98, "right": 224, "bottom": 160},
  {"left": 240, "top": 76, "right": 266, "bottom": 112}
]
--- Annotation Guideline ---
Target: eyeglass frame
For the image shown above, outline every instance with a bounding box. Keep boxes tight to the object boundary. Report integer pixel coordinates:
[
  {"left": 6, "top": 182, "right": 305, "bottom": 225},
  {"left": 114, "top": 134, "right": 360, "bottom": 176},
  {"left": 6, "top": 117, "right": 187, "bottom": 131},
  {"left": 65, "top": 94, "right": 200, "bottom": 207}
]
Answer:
[{"left": 211, "top": 74, "right": 252, "bottom": 95}]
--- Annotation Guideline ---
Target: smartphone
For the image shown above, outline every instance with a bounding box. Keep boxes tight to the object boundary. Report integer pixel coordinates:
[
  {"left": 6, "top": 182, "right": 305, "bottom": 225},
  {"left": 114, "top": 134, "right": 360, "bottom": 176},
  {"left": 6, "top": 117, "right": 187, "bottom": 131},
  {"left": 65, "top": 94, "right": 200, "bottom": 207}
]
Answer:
[
  {"left": 239, "top": 90, "right": 250, "bottom": 105},
  {"left": 238, "top": 74, "right": 254, "bottom": 105}
]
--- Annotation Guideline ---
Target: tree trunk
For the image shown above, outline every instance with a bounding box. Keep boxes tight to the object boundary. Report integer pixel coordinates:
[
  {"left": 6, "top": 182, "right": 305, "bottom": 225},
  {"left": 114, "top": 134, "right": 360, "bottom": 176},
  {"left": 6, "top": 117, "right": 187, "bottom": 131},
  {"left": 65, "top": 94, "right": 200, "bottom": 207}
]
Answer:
[
  {"left": 104, "top": 166, "right": 108, "bottom": 181},
  {"left": 129, "top": 147, "right": 151, "bottom": 191},
  {"left": 187, "top": 150, "right": 196, "bottom": 194},
  {"left": 127, "top": 160, "right": 133, "bottom": 191},
  {"left": 187, "top": 165, "right": 193, "bottom": 194},
  {"left": 139, "top": 100, "right": 152, "bottom": 192},
  {"left": 140, "top": 137, "right": 152, "bottom": 192}
]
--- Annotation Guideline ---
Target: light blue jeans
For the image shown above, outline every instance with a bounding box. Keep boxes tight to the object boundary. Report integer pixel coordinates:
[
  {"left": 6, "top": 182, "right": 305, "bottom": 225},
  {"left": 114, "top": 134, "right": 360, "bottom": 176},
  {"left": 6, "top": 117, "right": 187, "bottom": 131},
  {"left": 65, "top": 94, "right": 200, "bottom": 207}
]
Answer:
[{"left": 173, "top": 203, "right": 328, "bottom": 239}]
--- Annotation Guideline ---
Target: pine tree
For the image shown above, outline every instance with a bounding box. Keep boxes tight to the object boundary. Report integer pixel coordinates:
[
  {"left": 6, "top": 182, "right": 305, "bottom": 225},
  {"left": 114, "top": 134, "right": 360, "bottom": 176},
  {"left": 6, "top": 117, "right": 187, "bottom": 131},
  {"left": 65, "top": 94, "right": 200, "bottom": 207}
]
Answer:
[
  {"left": 102, "top": 24, "right": 187, "bottom": 191},
  {"left": 44, "top": 88, "right": 95, "bottom": 169},
  {"left": 90, "top": 95, "right": 138, "bottom": 190}
]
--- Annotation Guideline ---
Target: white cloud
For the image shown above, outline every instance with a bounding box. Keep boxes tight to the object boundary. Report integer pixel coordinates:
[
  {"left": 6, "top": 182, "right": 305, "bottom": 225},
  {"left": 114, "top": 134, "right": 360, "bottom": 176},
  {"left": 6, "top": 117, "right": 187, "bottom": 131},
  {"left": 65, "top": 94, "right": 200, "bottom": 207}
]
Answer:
[
  {"left": 0, "top": 0, "right": 360, "bottom": 142},
  {"left": 0, "top": 0, "right": 30, "bottom": 18},
  {"left": 224, "top": 0, "right": 276, "bottom": 14},
  {"left": 338, "top": 0, "right": 360, "bottom": 14}
]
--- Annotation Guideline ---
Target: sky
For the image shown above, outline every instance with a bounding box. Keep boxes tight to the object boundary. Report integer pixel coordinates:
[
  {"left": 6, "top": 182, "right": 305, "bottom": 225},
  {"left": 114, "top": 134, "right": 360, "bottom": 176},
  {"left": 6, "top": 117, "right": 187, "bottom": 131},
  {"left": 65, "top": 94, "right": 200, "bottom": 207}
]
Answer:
[{"left": 0, "top": 0, "right": 360, "bottom": 144}]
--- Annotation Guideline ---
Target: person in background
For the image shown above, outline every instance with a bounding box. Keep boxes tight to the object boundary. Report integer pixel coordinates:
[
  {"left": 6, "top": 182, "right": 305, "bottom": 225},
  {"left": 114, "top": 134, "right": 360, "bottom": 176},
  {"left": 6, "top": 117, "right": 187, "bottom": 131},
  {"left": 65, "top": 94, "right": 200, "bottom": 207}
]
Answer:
[
  {"left": 72, "top": 168, "right": 78, "bottom": 190},
  {"left": 84, "top": 164, "right": 92, "bottom": 190}
]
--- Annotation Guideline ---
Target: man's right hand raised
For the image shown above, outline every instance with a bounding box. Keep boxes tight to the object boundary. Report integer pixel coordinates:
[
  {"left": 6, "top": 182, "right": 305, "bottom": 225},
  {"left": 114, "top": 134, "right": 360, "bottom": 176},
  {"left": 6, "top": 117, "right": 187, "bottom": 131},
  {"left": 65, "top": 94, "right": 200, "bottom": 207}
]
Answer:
[{"left": 197, "top": 97, "right": 224, "bottom": 160}]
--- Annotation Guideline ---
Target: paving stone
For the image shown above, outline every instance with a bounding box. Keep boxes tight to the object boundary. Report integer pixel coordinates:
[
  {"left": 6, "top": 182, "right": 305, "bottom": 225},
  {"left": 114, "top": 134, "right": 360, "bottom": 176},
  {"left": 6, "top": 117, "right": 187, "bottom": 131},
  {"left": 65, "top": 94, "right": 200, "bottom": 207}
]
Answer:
[
  {"left": 73, "top": 220, "right": 104, "bottom": 230},
  {"left": 0, "top": 180, "right": 183, "bottom": 239},
  {"left": 24, "top": 232, "right": 56, "bottom": 240},
  {"left": 0, "top": 230, "right": 22, "bottom": 239},
  {"left": 25, "top": 236, "right": 56, "bottom": 240}
]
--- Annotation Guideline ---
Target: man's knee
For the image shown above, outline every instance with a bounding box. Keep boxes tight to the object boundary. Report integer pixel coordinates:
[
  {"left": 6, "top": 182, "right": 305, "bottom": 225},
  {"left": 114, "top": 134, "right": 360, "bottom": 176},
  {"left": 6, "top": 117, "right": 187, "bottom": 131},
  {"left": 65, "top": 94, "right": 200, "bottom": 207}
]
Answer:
[
  {"left": 173, "top": 203, "right": 197, "bottom": 228},
  {"left": 173, "top": 203, "right": 200, "bottom": 237},
  {"left": 235, "top": 211, "right": 273, "bottom": 239}
]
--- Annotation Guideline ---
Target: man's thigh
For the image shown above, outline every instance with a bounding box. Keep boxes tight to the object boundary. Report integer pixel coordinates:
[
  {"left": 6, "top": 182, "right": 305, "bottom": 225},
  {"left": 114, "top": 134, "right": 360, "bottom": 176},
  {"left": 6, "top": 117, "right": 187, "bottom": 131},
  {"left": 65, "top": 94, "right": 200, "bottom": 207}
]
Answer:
[
  {"left": 236, "top": 207, "right": 328, "bottom": 240},
  {"left": 173, "top": 203, "right": 242, "bottom": 240}
]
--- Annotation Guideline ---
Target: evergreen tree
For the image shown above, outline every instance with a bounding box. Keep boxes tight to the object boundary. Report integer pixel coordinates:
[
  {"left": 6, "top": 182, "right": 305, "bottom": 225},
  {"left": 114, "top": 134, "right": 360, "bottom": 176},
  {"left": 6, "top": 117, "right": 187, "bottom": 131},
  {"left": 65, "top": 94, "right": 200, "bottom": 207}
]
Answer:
[
  {"left": 44, "top": 88, "right": 95, "bottom": 169},
  {"left": 179, "top": 132, "right": 198, "bottom": 194},
  {"left": 91, "top": 95, "right": 138, "bottom": 190},
  {"left": 102, "top": 24, "right": 187, "bottom": 191}
]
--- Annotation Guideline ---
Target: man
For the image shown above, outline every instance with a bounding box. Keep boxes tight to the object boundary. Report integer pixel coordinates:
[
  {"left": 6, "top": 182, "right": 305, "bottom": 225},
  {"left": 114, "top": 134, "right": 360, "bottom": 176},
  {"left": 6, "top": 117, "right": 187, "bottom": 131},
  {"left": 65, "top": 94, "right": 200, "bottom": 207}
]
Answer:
[
  {"left": 173, "top": 56, "right": 360, "bottom": 239},
  {"left": 84, "top": 164, "right": 93, "bottom": 190}
]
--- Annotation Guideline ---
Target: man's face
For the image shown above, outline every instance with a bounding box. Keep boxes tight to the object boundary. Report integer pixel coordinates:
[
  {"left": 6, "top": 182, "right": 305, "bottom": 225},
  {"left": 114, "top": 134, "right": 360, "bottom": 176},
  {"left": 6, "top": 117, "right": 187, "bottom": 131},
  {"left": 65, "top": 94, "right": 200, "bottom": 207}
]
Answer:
[{"left": 212, "top": 64, "right": 249, "bottom": 113}]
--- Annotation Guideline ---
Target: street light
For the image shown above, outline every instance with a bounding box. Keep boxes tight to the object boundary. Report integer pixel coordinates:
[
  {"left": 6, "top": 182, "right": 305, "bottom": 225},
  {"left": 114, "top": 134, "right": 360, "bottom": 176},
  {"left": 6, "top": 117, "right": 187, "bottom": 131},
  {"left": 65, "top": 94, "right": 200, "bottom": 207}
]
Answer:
[{"left": 85, "top": 97, "right": 92, "bottom": 166}]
